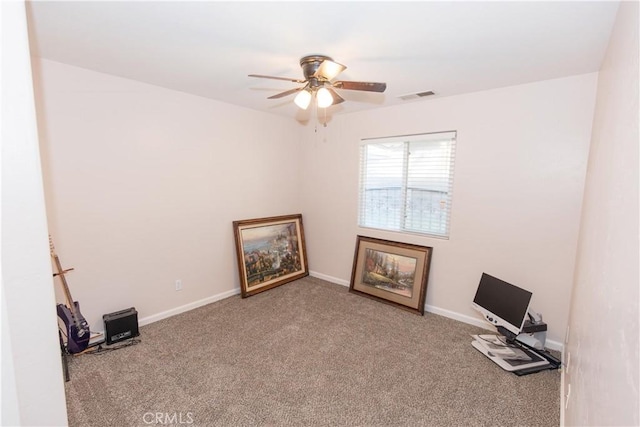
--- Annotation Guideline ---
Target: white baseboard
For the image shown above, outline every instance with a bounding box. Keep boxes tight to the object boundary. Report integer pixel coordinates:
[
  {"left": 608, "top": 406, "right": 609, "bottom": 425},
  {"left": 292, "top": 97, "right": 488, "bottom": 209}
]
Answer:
[
  {"left": 309, "top": 270, "right": 350, "bottom": 287},
  {"left": 425, "top": 303, "right": 489, "bottom": 329},
  {"left": 138, "top": 287, "right": 240, "bottom": 327},
  {"left": 309, "top": 270, "right": 564, "bottom": 352},
  {"left": 138, "top": 273, "right": 340, "bottom": 328}
]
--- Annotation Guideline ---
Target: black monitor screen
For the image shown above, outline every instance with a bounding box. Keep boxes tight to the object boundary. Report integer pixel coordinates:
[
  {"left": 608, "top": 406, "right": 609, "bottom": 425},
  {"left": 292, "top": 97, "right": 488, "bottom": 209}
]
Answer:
[{"left": 473, "top": 273, "right": 532, "bottom": 332}]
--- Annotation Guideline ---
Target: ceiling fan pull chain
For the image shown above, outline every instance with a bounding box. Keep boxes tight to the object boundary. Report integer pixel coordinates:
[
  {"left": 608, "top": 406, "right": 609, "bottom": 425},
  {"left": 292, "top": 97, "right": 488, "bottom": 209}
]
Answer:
[{"left": 314, "top": 98, "right": 317, "bottom": 133}]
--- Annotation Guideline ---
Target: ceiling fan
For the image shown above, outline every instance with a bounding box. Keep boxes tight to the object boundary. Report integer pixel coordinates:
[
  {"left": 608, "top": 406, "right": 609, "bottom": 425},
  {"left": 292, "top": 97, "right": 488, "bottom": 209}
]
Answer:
[{"left": 249, "top": 55, "right": 387, "bottom": 110}]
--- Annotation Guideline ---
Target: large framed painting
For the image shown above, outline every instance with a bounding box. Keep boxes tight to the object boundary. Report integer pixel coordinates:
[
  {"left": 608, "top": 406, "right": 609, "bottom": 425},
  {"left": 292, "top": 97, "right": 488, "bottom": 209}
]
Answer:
[
  {"left": 233, "top": 214, "right": 308, "bottom": 298},
  {"left": 349, "top": 236, "right": 433, "bottom": 315}
]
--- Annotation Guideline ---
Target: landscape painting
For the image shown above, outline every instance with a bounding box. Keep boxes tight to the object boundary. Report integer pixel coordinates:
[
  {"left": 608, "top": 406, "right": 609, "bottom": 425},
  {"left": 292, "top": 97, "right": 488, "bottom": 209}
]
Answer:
[
  {"left": 362, "top": 249, "right": 417, "bottom": 298},
  {"left": 233, "top": 214, "right": 308, "bottom": 298},
  {"left": 350, "top": 236, "right": 433, "bottom": 315}
]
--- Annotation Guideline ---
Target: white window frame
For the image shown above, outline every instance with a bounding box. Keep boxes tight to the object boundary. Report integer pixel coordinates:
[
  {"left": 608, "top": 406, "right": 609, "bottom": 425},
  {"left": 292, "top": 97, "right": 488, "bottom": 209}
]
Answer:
[{"left": 358, "top": 131, "right": 457, "bottom": 238}]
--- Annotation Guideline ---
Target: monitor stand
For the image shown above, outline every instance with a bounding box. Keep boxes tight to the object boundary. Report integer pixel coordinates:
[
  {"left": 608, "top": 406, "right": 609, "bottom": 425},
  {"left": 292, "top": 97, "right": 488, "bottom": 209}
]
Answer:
[{"left": 471, "top": 334, "right": 550, "bottom": 372}]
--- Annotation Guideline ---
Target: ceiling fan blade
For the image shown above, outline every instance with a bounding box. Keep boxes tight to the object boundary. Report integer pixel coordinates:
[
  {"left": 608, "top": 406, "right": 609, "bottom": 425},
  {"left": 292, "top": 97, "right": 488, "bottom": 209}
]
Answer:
[
  {"left": 249, "top": 74, "right": 306, "bottom": 84},
  {"left": 313, "top": 60, "right": 347, "bottom": 81},
  {"left": 333, "top": 81, "right": 387, "bottom": 92},
  {"left": 326, "top": 87, "right": 345, "bottom": 105},
  {"left": 267, "top": 87, "right": 303, "bottom": 99}
]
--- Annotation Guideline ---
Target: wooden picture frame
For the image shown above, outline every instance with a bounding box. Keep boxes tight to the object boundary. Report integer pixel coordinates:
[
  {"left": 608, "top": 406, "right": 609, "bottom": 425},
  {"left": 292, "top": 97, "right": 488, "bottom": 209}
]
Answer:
[
  {"left": 349, "top": 236, "right": 433, "bottom": 315},
  {"left": 233, "top": 214, "right": 308, "bottom": 298}
]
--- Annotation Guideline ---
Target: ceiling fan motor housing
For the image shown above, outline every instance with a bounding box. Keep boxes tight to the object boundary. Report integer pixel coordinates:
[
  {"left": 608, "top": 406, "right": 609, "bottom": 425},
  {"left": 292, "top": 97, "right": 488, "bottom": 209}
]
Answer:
[{"left": 300, "top": 55, "right": 332, "bottom": 81}]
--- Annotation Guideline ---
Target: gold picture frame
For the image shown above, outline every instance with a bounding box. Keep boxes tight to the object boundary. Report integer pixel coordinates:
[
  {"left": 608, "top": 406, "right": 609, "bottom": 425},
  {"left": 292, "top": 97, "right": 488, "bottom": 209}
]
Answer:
[{"left": 233, "top": 214, "right": 308, "bottom": 298}]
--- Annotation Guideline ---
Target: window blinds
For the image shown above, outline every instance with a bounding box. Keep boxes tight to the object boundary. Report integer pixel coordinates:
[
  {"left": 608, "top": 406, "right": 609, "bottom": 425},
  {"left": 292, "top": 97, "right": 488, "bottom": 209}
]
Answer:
[{"left": 358, "top": 131, "right": 457, "bottom": 238}]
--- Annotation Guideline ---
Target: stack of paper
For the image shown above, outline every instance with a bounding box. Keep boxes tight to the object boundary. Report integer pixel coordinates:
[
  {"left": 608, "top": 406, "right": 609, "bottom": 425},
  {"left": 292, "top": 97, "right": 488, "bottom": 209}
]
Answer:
[{"left": 471, "top": 334, "right": 531, "bottom": 361}]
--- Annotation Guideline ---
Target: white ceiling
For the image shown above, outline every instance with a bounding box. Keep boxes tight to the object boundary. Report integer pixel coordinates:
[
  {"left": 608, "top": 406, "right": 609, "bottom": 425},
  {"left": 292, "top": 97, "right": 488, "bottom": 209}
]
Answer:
[{"left": 27, "top": 1, "right": 619, "bottom": 122}]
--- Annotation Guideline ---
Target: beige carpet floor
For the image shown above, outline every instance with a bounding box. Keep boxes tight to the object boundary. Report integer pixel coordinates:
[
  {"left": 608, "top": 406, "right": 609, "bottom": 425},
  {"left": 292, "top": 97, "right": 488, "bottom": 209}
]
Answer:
[{"left": 64, "top": 276, "right": 560, "bottom": 426}]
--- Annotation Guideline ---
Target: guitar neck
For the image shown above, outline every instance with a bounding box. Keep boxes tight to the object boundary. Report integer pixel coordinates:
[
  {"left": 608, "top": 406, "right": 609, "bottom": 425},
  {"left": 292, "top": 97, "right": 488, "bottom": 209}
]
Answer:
[{"left": 53, "top": 253, "right": 76, "bottom": 310}]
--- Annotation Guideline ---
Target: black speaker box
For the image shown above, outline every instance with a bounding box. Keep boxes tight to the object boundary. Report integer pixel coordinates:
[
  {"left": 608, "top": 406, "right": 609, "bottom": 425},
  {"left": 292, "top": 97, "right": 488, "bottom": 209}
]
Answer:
[{"left": 103, "top": 307, "right": 139, "bottom": 345}]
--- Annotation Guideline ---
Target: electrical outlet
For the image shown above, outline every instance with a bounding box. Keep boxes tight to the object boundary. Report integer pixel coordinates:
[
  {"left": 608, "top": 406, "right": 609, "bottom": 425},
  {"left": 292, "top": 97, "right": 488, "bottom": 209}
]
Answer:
[{"left": 175, "top": 279, "right": 183, "bottom": 291}]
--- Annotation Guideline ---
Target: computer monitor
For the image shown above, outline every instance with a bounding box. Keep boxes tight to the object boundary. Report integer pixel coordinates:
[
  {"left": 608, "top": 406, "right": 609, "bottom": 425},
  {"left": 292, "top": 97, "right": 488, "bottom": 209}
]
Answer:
[{"left": 472, "top": 273, "right": 532, "bottom": 336}]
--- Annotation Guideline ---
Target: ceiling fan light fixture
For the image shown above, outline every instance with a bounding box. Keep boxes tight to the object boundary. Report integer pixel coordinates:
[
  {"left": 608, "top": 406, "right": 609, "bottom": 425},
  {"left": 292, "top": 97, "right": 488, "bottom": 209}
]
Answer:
[
  {"left": 316, "top": 59, "right": 346, "bottom": 81},
  {"left": 250, "top": 54, "right": 386, "bottom": 112},
  {"left": 294, "top": 89, "right": 312, "bottom": 109},
  {"left": 316, "top": 87, "right": 333, "bottom": 108}
]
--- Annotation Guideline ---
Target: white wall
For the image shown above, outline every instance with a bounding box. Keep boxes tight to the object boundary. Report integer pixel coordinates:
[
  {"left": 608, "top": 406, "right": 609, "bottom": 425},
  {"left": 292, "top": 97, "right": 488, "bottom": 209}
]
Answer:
[
  {"left": 33, "top": 59, "right": 304, "bottom": 331},
  {"left": 564, "top": 1, "right": 639, "bottom": 425},
  {"left": 300, "top": 74, "right": 598, "bottom": 345},
  {"left": 1, "top": 1, "right": 68, "bottom": 425},
  {"left": 34, "top": 60, "right": 600, "bottom": 352}
]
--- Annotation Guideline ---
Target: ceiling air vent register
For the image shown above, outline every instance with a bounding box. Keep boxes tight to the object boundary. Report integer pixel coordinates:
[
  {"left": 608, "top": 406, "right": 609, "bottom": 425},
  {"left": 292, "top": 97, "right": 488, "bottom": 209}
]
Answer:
[{"left": 399, "top": 91, "right": 435, "bottom": 101}]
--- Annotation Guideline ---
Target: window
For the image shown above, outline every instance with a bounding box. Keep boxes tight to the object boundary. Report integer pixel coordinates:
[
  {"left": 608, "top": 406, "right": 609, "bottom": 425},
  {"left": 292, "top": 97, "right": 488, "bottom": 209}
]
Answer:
[{"left": 358, "top": 131, "right": 457, "bottom": 238}]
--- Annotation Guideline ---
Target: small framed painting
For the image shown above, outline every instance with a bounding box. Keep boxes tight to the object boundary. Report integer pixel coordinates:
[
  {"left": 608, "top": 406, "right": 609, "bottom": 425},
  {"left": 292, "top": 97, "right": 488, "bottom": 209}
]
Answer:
[
  {"left": 349, "top": 236, "right": 433, "bottom": 315},
  {"left": 233, "top": 214, "right": 308, "bottom": 298}
]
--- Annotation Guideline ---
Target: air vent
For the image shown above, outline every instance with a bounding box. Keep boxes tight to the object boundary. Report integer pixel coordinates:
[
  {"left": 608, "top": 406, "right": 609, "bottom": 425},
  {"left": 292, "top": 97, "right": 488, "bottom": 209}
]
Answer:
[{"left": 399, "top": 91, "right": 435, "bottom": 101}]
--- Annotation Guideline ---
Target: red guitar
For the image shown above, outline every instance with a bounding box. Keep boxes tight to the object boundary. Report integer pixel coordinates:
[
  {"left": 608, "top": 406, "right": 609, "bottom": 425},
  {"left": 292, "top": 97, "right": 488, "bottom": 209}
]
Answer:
[{"left": 50, "top": 236, "right": 90, "bottom": 354}]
